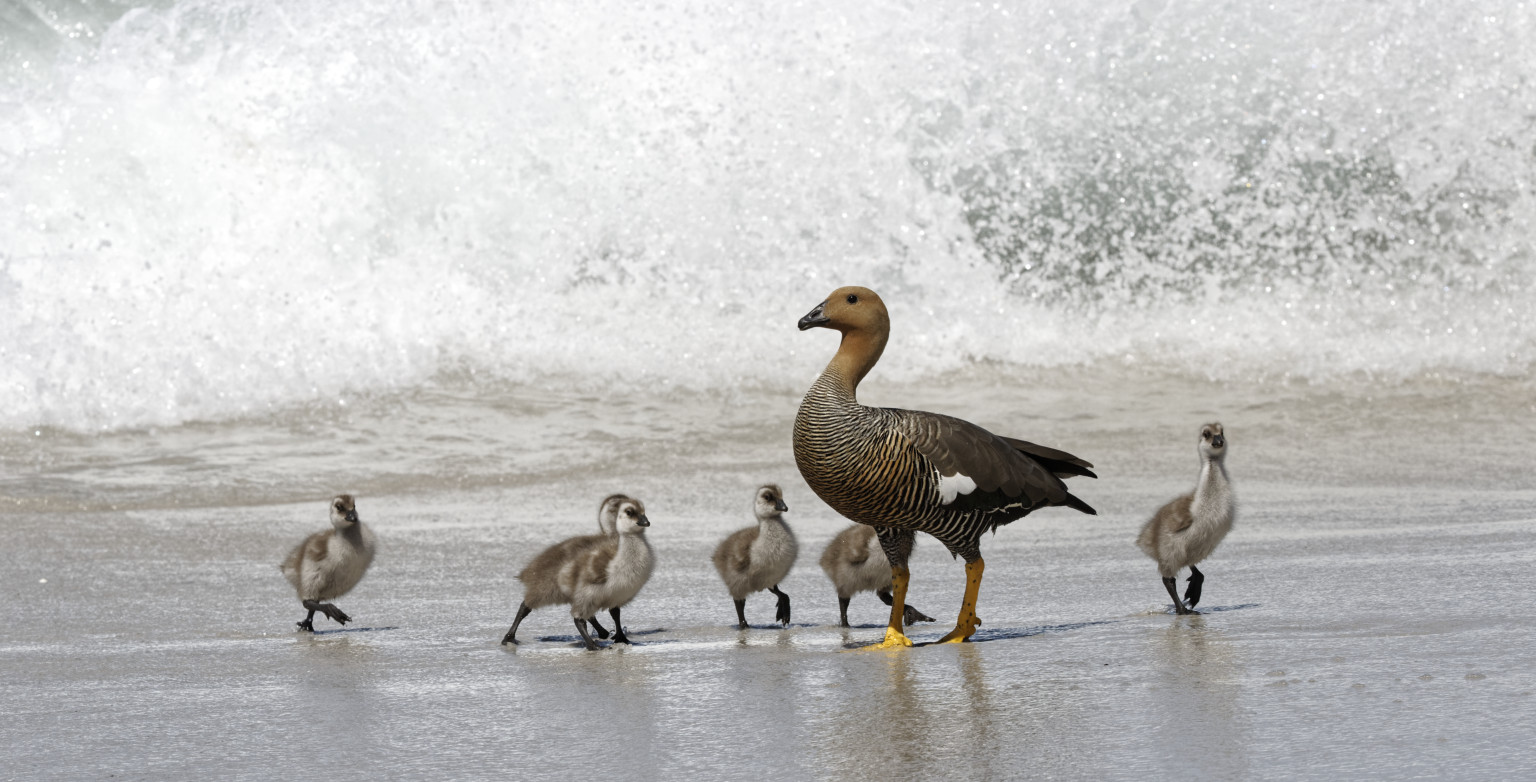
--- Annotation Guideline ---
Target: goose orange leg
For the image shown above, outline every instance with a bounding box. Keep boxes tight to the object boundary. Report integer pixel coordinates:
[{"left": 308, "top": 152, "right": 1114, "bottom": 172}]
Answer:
[
  {"left": 935, "top": 557, "right": 984, "bottom": 644},
  {"left": 870, "top": 564, "right": 914, "bottom": 648}
]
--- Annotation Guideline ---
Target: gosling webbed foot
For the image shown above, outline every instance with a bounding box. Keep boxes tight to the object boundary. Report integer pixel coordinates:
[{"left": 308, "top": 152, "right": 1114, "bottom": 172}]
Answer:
[
  {"left": 769, "top": 585, "right": 791, "bottom": 627},
  {"left": 589, "top": 617, "right": 611, "bottom": 640},
  {"left": 1184, "top": 566, "right": 1205, "bottom": 608},
  {"left": 733, "top": 598, "right": 748, "bottom": 630},
  {"left": 296, "top": 619, "right": 315, "bottom": 632},
  {"left": 502, "top": 603, "right": 532, "bottom": 645},
  {"left": 902, "top": 604, "right": 935, "bottom": 625},
  {"left": 1162, "top": 576, "right": 1195, "bottom": 614},
  {"left": 574, "top": 618, "right": 601, "bottom": 651},
  {"left": 302, "top": 600, "right": 350, "bottom": 627}
]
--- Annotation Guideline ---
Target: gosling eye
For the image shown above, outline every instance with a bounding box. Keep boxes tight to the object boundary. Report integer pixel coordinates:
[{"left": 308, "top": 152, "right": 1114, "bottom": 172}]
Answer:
[
  {"left": 625, "top": 508, "right": 635, "bottom": 517},
  {"left": 846, "top": 293, "right": 858, "bottom": 304}
]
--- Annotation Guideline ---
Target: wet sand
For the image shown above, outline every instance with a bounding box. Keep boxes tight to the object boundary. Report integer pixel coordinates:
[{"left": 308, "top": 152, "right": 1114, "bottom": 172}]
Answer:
[{"left": 3, "top": 376, "right": 1535, "bottom": 779}]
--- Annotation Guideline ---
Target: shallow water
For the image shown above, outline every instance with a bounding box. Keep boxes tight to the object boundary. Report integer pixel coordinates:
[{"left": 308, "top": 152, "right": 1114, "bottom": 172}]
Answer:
[{"left": 3, "top": 374, "right": 1535, "bottom": 780}]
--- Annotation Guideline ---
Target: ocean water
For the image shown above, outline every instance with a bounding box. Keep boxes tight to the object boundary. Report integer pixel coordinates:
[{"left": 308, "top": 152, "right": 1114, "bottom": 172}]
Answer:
[{"left": 2, "top": 1, "right": 1535, "bottom": 779}]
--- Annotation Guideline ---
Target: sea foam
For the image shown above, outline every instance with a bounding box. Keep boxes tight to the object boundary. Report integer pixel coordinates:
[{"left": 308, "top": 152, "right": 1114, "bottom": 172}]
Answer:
[{"left": 2, "top": 0, "right": 1533, "bottom": 431}]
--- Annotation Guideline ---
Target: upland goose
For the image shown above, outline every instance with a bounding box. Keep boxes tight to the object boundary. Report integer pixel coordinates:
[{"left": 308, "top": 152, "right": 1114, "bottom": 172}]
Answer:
[{"left": 793, "top": 286, "right": 1096, "bottom": 647}]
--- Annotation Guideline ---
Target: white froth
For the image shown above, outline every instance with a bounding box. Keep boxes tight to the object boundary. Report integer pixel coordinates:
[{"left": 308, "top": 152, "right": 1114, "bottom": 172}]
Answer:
[{"left": 1, "top": 0, "right": 1533, "bottom": 431}]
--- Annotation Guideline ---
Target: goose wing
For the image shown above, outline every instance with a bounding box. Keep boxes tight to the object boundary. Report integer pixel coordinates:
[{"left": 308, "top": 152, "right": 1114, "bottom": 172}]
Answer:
[
  {"left": 891, "top": 409, "right": 1097, "bottom": 516},
  {"left": 996, "top": 436, "right": 1098, "bottom": 479}
]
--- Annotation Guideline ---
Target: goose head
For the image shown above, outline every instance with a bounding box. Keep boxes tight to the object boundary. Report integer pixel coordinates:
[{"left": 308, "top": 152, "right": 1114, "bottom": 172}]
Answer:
[
  {"left": 613, "top": 497, "right": 651, "bottom": 535},
  {"left": 798, "top": 286, "right": 890, "bottom": 388},
  {"left": 597, "top": 493, "right": 634, "bottom": 536},
  {"left": 755, "top": 484, "right": 789, "bottom": 519},
  {"left": 329, "top": 494, "right": 359, "bottom": 528},
  {"left": 1199, "top": 423, "right": 1227, "bottom": 461}
]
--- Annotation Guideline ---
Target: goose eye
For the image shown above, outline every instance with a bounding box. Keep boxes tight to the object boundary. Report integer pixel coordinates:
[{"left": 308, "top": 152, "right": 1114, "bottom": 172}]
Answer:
[{"left": 846, "top": 294, "right": 859, "bottom": 304}]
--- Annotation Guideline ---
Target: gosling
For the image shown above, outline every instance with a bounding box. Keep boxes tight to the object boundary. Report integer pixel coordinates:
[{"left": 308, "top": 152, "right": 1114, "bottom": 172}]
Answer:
[
  {"left": 280, "top": 494, "right": 377, "bottom": 632},
  {"left": 819, "top": 524, "right": 934, "bottom": 628},
  {"left": 502, "top": 496, "right": 655, "bottom": 650},
  {"left": 1136, "top": 423, "right": 1236, "bottom": 614},
  {"left": 712, "top": 484, "right": 797, "bottom": 629},
  {"left": 588, "top": 493, "right": 637, "bottom": 643}
]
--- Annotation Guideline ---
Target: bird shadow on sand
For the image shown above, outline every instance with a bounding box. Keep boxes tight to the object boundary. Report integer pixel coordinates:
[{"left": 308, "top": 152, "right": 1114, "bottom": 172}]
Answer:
[
  {"left": 838, "top": 618, "right": 1118, "bottom": 649},
  {"left": 306, "top": 626, "right": 399, "bottom": 636},
  {"left": 533, "top": 627, "right": 672, "bottom": 648},
  {"left": 941, "top": 619, "right": 1120, "bottom": 645},
  {"left": 1146, "top": 602, "right": 1261, "bottom": 616}
]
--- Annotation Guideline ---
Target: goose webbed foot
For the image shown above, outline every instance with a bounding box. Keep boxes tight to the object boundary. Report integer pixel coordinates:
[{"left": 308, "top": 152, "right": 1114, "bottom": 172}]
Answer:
[
  {"left": 574, "top": 618, "right": 601, "bottom": 651},
  {"left": 302, "top": 599, "right": 350, "bottom": 626},
  {"left": 879, "top": 587, "right": 933, "bottom": 625},
  {"left": 769, "top": 585, "right": 791, "bottom": 627},
  {"left": 902, "top": 604, "right": 935, "bottom": 625},
  {"left": 607, "top": 607, "right": 630, "bottom": 644},
  {"left": 501, "top": 603, "right": 532, "bottom": 645},
  {"left": 935, "top": 558, "right": 985, "bottom": 644},
  {"left": 1184, "top": 566, "right": 1205, "bottom": 608},
  {"left": 1162, "top": 576, "right": 1197, "bottom": 615},
  {"left": 588, "top": 616, "right": 611, "bottom": 640}
]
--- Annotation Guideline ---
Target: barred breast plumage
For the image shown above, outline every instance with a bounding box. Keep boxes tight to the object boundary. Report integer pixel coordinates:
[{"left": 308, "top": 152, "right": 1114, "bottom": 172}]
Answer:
[{"left": 792, "top": 286, "right": 1096, "bottom": 647}]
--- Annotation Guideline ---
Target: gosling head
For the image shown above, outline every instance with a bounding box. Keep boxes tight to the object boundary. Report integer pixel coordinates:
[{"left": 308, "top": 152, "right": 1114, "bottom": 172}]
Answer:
[
  {"left": 613, "top": 497, "right": 651, "bottom": 535},
  {"left": 1199, "top": 423, "right": 1227, "bottom": 461},
  {"left": 798, "top": 286, "right": 889, "bottom": 336},
  {"left": 597, "top": 493, "right": 634, "bottom": 535},
  {"left": 329, "top": 494, "right": 359, "bottom": 528},
  {"left": 755, "top": 484, "right": 789, "bottom": 519}
]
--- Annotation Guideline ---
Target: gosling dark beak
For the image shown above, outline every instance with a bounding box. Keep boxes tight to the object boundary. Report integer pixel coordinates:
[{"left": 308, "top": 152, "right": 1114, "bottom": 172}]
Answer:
[
  {"left": 636, "top": 515, "right": 650, "bottom": 527},
  {"left": 345, "top": 511, "right": 358, "bottom": 523},
  {"left": 1212, "top": 436, "right": 1225, "bottom": 448},
  {"left": 798, "top": 301, "right": 829, "bottom": 331},
  {"left": 775, "top": 499, "right": 788, "bottom": 512}
]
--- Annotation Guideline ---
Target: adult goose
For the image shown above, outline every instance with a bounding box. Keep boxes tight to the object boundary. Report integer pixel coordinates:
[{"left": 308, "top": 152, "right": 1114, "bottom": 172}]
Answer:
[{"left": 792, "top": 286, "right": 1097, "bottom": 648}]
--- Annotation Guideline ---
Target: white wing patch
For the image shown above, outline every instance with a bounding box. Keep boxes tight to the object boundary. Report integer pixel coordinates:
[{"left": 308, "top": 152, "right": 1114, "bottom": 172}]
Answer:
[{"left": 937, "top": 471, "right": 978, "bottom": 505}]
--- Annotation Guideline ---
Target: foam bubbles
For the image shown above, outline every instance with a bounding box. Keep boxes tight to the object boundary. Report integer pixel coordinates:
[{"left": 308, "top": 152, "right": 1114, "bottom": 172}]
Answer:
[{"left": 2, "top": 0, "right": 1534, "bottom": 431}]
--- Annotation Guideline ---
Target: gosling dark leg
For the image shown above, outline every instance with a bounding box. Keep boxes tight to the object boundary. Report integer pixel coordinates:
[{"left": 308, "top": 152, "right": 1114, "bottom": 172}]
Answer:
[
  {"left": 296, "top": 608, "right": 317, "bottom": 632},
  {"left": 1162, "top": 577, "right": 1194, "bottom": 615},
  {"left": 878, "top": 587, "right": 934, "bottom": 626},
  {"left": 574, "top": 617, "right": 600, "bottom": 651},
  {"left": 838, "top": 596, "right": 851, "bottom": 627},
  {"left": 501, "top": 602, "right": 532, "bottom": 645},
  {"left": 734, "top": 598, "right": 748, "bottom": 630},
  {"left": 588, "top": 615, "right": 611, "bottom": 639},
  {"left": 769, "top": 585, "right": 791, "bottom": 626},
  {"left": 609, "top": 606, "right": 630, "bottom": 644},
  {"left": 302, "top": 599, "right": 350, "bottom": 627},
  {"left": 1184, "top": 566, "right": 1205, "bottom": 608}
]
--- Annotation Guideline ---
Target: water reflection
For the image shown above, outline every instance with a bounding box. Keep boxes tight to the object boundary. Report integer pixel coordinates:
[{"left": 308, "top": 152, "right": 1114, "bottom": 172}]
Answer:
[{"left": 1146, "top": 617, "right": 1247, "bottom": 777}]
